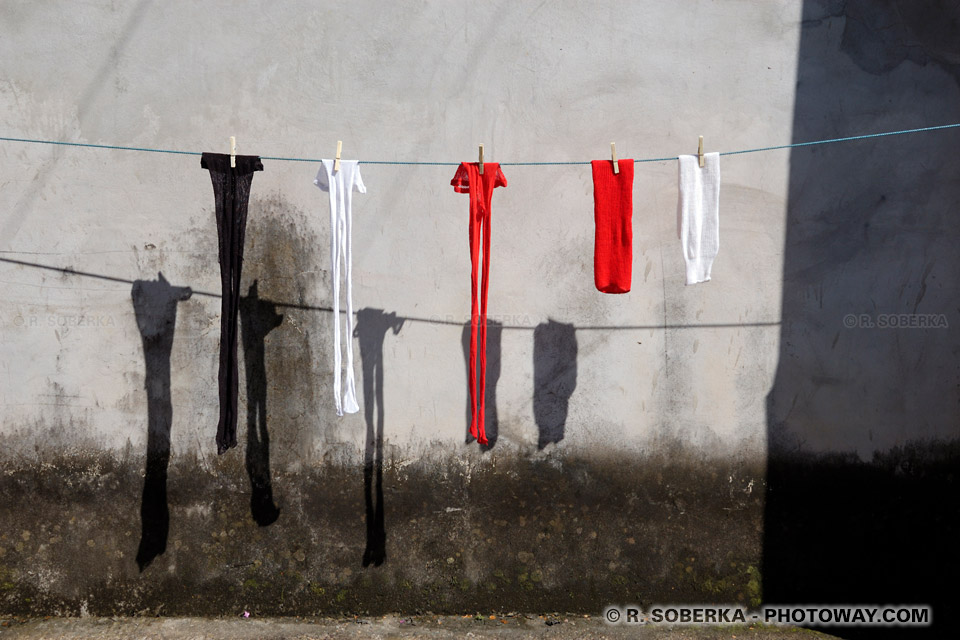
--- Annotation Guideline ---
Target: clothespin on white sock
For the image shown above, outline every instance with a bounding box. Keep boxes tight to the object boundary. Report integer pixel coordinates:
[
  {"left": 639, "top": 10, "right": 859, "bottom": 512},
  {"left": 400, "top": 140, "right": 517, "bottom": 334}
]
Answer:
[{"left": 334, "top": 140, "right": 342, "bottom": 172}]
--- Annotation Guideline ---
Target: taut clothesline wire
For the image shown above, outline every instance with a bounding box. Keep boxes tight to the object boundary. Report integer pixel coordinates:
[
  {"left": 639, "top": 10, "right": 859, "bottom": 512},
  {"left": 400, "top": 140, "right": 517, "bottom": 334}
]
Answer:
[{"left": 1, "top": 122, "right": 959, "bottom": 165}]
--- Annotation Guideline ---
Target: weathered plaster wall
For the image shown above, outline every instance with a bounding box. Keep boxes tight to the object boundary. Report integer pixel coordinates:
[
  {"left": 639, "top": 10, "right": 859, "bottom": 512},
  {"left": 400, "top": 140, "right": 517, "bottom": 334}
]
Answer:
[
  {"left": 0, "top": 0, "right": 798, "bottom": 460},
  {"left": 0, "top": 0, "right": 956, "bottom": 629}
]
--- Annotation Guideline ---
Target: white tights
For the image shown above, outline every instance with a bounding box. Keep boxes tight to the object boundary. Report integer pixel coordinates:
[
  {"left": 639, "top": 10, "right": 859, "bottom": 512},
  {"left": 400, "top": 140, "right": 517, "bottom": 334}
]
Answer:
[{"left": 315, "top": 159, "right": 366, "bottom": 415}]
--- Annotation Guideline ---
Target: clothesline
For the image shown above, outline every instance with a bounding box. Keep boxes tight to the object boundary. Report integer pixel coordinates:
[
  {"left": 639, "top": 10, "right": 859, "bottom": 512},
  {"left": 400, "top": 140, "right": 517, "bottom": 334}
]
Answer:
[
  {"left": 4, "top": 123, "right": 946, "bottom": 438},
  {"left": 1, "top": 122, "right": 959, "bottom": 165}
]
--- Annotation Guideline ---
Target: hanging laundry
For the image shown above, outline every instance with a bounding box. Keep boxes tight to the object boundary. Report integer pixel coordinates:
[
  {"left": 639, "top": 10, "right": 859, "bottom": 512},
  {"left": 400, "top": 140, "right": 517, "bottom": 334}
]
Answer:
[
  {"left": 591, "top": 159, "right": 635, "bottom": 293},
  {"left": 451, "top": 161, "right": 507, "bottom": 446},
  {"left": 677, "top": 152, "right": 720, "bottom": 284},
  {"left": 201, "top": 152, "right": 264, "bottom": 454},
  {"left": 315, "top": 159, "right": 366, "bottom": 416}
]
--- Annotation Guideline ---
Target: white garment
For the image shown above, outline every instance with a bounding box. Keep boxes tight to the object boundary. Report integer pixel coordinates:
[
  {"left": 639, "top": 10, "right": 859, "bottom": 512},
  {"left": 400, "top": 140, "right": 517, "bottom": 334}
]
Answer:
[
  {"left": 677, "top": 152, "right": 720, "bottom": 285},
  {"left": 315, "top": 159, "right": 366, "bottom": 415}
]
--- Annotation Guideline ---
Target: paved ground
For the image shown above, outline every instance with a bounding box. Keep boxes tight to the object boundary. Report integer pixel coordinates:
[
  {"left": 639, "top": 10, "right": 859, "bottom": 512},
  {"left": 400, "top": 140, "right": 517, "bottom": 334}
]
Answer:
[{"left": 0, "top": 615, "right": 840, "bottom": 639}]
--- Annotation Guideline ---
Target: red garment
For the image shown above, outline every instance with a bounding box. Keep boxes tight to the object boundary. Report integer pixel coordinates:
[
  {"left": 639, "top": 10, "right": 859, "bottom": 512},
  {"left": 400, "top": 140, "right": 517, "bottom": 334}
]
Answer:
[
  {"left": 451, "top": 162, "right": 507, "bottom": 445},
  {"left": 591, "top": 159, "right": 634, "bottom": 293}
]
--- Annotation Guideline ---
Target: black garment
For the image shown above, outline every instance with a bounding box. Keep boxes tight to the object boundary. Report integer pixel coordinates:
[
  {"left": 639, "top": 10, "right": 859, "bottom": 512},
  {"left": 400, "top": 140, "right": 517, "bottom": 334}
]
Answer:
[{"left": 201, "top": 152, "right": 263, "bottom": 455}]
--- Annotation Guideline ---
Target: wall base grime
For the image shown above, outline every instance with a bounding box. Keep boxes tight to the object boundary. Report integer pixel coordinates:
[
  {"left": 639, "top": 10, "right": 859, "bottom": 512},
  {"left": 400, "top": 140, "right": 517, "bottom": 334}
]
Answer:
[{"left": 0, "top": 448, "right": 763, "bottom": 616}]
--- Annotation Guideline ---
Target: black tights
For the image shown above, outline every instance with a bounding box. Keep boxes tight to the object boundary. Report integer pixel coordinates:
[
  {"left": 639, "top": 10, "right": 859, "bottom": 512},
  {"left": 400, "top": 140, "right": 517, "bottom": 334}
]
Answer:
[{"left": 201, "top": 152, "right": 263, "bottom": 454}]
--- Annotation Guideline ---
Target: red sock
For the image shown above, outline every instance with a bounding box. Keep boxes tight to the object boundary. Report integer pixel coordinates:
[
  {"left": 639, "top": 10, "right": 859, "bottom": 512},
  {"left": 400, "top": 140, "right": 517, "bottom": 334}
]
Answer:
[{"left": 591, "top": 159, "right": 634, "bottom": 293}]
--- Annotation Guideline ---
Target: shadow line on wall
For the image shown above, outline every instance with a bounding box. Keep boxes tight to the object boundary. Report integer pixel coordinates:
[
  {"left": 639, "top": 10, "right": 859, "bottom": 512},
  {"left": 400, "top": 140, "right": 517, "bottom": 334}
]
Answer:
[{"left": 0, "top": 256, "right": 779, "bottom": 331}]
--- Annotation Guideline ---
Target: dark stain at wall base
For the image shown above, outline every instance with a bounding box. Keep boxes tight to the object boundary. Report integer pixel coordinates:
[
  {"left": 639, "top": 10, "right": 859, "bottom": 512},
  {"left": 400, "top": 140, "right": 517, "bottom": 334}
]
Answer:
[
  {"left": 232, "top": 194, "right": 329, "bottom": 466},
  {"left": 0, "top": 450, "right": 764, "bottom": 617}
]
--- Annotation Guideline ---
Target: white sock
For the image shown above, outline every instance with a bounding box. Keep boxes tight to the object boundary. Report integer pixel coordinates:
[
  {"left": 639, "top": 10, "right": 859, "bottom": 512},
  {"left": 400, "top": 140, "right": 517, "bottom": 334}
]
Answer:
[{"left": 677, "top": 152, "right": 720, "bottom": 285}]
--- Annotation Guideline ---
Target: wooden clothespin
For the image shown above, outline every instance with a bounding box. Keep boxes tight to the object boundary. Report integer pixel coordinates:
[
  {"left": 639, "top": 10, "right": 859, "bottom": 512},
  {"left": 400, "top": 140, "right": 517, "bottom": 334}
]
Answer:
[
  {"left": 478, "top": 143, "right": 484, "bottom": 174},
  {"left": 698, "top": 135, "right": 704, "bottom": 168},
  {"left": 611, "top": 142, "right": 619, "bottom": 175},
  {"left": 229, "top": 136, "right": 236, "bottom": 168},
  {"left": 334, "top": 140, "right": 342, "bottom": 172}
]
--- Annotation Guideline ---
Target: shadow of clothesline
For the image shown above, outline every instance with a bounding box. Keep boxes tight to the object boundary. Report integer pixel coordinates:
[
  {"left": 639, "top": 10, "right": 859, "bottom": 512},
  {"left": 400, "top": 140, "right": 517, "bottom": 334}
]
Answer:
[{"left": 0, "top": 256, "right": 781, "bottom": 331}]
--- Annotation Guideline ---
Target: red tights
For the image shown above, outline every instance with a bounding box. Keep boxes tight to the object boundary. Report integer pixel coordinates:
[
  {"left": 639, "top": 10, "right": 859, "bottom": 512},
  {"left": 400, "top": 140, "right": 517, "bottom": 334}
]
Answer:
[{"left": 451, "top": 162, "right": 507, "bottom": 445}]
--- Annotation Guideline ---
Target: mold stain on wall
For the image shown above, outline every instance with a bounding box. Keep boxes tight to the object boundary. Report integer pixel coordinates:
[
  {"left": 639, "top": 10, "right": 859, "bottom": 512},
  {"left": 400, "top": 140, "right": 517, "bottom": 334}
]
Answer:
[{"left": 0, "top": 446, "right": 764, "bottom": 616}]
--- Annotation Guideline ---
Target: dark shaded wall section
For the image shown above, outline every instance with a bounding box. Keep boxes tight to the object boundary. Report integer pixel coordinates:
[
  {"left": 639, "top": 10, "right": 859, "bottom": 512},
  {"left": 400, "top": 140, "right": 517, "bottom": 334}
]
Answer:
[{"left": 765, "top": 1, "right": 960, "bottom": 636}]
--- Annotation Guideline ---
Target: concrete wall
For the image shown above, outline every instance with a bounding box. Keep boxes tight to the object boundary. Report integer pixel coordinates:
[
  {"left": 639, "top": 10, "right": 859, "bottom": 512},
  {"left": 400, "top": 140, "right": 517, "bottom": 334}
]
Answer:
[
  {"left": 0, "top": 0, "right": 798, "bottom": 460},
  {"left": 0, "top": 0, "right": 956, "bottom": 630}
]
